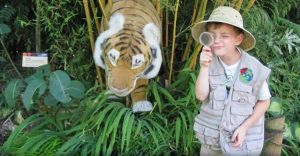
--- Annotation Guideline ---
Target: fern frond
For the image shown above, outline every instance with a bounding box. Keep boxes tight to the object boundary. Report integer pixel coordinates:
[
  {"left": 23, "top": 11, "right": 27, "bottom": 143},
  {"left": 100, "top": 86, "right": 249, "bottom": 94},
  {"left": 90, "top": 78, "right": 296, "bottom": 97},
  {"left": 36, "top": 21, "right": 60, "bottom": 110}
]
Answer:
[{"left": 0, "top": 5, "right": 15, "bottom": 23}]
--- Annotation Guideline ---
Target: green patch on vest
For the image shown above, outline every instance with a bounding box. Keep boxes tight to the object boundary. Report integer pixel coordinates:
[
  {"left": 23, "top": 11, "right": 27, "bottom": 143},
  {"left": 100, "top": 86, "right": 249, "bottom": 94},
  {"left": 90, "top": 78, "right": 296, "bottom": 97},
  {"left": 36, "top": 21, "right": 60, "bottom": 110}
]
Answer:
[{"left": 239, "top": 68, "right": 253, "bottom": 84}]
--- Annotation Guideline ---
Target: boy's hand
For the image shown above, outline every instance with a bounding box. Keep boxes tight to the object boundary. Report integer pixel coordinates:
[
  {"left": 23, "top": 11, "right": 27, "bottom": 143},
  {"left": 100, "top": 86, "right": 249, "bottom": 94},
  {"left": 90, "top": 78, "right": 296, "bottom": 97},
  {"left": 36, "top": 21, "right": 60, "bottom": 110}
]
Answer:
[
  {"left": 199, "top": 46, "right": 213, "bottom": 68},
  {"left": 231, "top": 126, "right": 247, "bottom": 148}
]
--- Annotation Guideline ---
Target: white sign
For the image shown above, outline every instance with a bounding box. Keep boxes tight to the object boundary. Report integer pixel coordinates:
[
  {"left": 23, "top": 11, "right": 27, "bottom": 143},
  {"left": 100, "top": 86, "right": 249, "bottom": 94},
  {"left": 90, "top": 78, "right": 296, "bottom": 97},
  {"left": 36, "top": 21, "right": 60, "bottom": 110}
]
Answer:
[{"left": 22, "top": 52, "right": 48, "bottom": 67}]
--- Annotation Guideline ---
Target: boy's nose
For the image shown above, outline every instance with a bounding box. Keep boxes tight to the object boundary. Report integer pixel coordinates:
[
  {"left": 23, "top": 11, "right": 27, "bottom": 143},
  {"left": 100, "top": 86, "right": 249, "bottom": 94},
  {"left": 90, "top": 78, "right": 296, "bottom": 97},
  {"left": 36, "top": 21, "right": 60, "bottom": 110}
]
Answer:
[{"left": 214, "top": 35, "right": 221, "bottom": 43}]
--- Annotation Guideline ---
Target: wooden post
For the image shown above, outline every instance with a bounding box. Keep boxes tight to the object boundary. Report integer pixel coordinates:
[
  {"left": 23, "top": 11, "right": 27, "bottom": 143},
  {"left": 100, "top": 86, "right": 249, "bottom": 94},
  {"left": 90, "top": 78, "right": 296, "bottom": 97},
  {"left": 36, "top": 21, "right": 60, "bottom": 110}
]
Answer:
[{"left": 262, "top": 116, "right": 285, "bottom": 156}]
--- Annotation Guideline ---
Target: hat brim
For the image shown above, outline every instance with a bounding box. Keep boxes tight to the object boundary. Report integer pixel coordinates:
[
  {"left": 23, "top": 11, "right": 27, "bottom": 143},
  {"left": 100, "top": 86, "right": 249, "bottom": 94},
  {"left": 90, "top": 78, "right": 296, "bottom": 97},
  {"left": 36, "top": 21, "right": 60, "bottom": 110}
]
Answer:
[{"left": 191, "top": 20, "right": 256, "bottom": 51}]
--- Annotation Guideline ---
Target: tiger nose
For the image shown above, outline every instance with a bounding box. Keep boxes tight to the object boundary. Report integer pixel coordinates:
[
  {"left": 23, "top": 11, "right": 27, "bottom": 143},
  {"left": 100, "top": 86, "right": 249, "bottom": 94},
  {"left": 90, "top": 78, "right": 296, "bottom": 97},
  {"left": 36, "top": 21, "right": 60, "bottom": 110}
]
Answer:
[
  {"left": 112, "top": 78, "right": 131, "bottom": 90},
  {"left": 110, "top": 67, "right": 135, "bottom": 90}
]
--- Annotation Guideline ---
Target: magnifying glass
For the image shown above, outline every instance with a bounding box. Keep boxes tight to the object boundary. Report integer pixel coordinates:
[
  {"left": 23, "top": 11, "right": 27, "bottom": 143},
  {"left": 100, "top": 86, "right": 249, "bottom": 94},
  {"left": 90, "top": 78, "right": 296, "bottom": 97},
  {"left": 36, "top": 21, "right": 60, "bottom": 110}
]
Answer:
[{"left": 199, "top": 32, "right": 214, "bottom": 47}]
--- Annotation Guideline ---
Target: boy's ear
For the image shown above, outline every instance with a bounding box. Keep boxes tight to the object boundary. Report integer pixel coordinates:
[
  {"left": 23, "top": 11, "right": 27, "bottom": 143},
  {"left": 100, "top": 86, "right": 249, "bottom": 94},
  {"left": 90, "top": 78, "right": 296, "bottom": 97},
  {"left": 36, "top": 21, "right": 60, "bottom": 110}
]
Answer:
[{"left": 235, "top": 33, "right": 244, "bottom": 45}]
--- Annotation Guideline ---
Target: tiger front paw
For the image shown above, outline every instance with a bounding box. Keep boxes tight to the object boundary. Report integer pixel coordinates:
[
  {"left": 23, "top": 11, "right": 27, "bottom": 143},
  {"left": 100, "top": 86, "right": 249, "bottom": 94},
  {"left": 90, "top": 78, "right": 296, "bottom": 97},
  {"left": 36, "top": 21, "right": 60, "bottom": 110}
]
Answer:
[{"left": 132, "top": 101, "right": 153, "bottom": 113}]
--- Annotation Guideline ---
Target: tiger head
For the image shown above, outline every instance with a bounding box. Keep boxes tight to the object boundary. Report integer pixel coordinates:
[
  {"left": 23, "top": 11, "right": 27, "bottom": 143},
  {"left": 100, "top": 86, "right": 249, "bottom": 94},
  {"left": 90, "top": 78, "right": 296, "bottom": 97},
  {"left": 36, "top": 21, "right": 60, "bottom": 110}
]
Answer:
[{"left": 93, "top": 13, "right": 162, "bottom": 96}]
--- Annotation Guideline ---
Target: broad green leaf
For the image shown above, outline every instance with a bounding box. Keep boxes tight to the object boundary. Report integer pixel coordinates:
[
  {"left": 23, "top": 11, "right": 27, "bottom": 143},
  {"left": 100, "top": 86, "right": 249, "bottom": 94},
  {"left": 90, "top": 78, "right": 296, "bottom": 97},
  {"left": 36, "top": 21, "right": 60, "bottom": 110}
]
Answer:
[
  {"left": 291, "top": 122, "right": 300, "bottom": 140},
  {"left": 49, "top": 70, "right": 71, "bottom": 103},
  {"left": 44, "top": 94, "right": 59, "bottom": 107},
  {"left": 66, "top": 80, "right": 85, "bottom": 99},
  {"left": 4, "top": 79, "right": 22, "bottom": 108},
  {"left": 0, "top": 24, "right": 11, "bottom": 35},
  {"left": 22, "top": 78, "right": 46, "bottom": 110},
  {"left": 268, "top": 97, "right": 283, "bottom": 117},
  {"left": 24, "top": 65, "right": 49, "bottom": 84}
]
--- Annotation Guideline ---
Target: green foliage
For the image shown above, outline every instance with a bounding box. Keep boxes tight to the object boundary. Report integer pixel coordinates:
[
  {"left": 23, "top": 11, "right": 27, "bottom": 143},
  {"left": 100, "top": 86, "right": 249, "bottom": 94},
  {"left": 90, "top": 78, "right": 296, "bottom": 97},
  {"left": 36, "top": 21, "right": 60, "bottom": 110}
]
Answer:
[
  {"left": 257, "top": 0, "right": 300, "bottom": 18},
  {"left": 3, "top": 79, "right": 22, "bottom": 108},
  {"left": 245, "top": 2, "right": 300, "bottom": 154},
  {"left": 1, "top": 67, "right": 200, "bottom": 155},
  {"left": 36, "top": 0, "right": 94, "bottom": 83},
  {"left": 2, "top": 65, "right": 86, "bottom": 110}
]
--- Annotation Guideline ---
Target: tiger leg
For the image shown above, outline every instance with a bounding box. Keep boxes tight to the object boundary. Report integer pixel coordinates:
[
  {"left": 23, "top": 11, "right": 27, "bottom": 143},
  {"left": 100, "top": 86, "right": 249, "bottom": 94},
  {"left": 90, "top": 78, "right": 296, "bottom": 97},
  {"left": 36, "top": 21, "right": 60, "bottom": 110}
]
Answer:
[{"left": 131, "top": 78, "right": 153, "bottom": 112}]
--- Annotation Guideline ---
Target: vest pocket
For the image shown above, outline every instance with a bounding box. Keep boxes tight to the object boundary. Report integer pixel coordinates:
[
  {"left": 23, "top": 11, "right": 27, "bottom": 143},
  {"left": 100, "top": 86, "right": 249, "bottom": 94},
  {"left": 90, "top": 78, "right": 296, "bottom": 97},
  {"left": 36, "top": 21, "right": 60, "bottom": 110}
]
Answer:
[
  {"left": 232, "top": 83, "right": 256, "bottom": 105},
  {"left": 204, "top": 127, "right": 220, "bottom": 145},
  {"left": 246, "top": 140, "right": 263, "bottom": 152},
  {"left": 195, "top": 125, "right": 220, "bottom": 146},
  {"left": 212, "top": 85, "right": 226, "bottom": 110},
  {"left": 230, "top": 105, "right": 253, "bottom": 126}
]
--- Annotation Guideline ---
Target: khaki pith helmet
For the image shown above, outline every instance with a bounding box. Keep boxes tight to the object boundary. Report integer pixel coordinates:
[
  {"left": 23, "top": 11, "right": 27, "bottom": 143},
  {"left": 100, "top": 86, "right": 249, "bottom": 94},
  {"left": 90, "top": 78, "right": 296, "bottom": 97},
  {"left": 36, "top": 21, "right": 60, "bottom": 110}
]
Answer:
[{"left": 191, "top": 6, "right": 256, "bottom": 51}]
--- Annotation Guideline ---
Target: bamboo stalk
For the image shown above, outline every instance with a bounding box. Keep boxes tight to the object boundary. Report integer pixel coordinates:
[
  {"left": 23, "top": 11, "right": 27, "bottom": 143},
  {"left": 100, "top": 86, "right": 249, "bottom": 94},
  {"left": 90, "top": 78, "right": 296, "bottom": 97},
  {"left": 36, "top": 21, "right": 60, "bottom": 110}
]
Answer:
[
  {"left": 196, "top": 0, "right": 208, "bottom": 23},
  {"left": 215, "top": 0, "right": 221, "bottom": 6},
  {"left": 165, "top": 0, "right": 169, "bottom": 48},
  {"left": 215, "top": 0, "right": 227, "bottom": 8},
  {"left": 182, "top": 0, "right": 199, "bottom": 61},
  {"left": 188, "top": 0, "right": 208, "bottom": 70},
  {"left": 235, "top": 0, "right": 243, "bottom": 11},
  {"left": 83, "top": 0, "right": 104, "bottom": 86},
  {"left": 188, "top": 44, "right": 201, "bottom": 69},
  {"left": 156, "top": 0, "right": 163, "bottom": 49},
  {"left": 90, "top": 0, "right": 100, "bottom": 33},
  {"left": 101, "top": 0, "right": 106, "bottom": 5},
  {"left": 168, "top": 0, "right": 179, "bottom": 83},
  {"left": 35, "top": 0, "right": 41, "bottom": 52},
  {"left": 243, "top": 0, "right": 256, "bottom": 16},
  {"left": 230, "top": 0, "right": 238, "bottom": 7},
  {"left": 97, "top": 0, "right": 108, "bottom": 26},
  {"left": 156, "top": 0, "right": 160, "bottom": 15}
]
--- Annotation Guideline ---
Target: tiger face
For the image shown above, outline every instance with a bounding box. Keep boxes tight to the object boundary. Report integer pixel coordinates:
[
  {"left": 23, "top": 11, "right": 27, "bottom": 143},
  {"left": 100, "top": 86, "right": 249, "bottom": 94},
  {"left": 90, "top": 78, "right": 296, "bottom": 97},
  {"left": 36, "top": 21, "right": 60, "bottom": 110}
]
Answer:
[
  {"left": 103, "top": 31, "right": 152, "bottom": 96},
  {"left": 93, "top": 13, "right": 162, "bottom": 97}
]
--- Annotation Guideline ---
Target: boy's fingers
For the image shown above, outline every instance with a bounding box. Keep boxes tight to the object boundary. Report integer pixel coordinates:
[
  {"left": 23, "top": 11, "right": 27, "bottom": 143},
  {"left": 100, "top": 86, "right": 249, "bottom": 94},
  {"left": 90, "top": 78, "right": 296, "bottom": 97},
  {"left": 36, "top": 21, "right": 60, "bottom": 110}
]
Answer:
[
  {"left": 231, "top": 132, "right": 238, "bottom": 142},
  {"left": 202, "top": 46, "right": 212, "bottom": 52}
]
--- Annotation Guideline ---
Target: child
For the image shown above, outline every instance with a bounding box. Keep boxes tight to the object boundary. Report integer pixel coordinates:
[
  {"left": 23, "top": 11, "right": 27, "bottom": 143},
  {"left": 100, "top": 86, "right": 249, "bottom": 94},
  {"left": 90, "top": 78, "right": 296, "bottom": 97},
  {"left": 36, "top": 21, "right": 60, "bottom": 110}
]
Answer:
[{"left": 191, "top": 6, "right": 271, "bottom": 155}]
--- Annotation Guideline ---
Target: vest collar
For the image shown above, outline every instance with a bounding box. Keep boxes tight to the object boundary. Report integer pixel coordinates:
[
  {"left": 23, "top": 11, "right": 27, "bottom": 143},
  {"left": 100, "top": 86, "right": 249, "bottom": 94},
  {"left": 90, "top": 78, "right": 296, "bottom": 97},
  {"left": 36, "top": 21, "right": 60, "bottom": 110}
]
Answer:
[{"left": 210, "top": 47, "right": 246, "bottom": 75}]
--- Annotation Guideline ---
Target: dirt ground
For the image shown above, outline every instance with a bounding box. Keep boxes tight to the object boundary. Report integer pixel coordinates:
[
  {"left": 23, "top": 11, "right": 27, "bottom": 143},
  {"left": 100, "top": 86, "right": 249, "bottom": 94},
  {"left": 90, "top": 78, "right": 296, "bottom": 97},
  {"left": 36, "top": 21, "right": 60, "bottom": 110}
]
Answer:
[{"left": 0, "top": 118, "right": 13, "bottom": 145}]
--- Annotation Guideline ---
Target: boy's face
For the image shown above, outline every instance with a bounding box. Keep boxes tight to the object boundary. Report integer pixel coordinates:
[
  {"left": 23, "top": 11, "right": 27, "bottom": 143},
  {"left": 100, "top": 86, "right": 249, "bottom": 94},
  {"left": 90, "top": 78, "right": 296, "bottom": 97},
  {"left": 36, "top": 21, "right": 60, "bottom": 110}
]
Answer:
[{"left": 207, "top": 24, "right": 244, "bottom": 57}]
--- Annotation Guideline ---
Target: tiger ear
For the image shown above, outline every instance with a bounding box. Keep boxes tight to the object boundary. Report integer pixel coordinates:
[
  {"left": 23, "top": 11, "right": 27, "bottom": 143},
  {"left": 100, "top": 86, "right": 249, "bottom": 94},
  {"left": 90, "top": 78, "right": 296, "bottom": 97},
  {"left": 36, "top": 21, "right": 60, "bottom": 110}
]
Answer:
[
  {"left": 141, "top": 23, "right": 162, "bottom": 79},
  {"left": 93, "top": 13, "right": 125, "bottom": 69}
]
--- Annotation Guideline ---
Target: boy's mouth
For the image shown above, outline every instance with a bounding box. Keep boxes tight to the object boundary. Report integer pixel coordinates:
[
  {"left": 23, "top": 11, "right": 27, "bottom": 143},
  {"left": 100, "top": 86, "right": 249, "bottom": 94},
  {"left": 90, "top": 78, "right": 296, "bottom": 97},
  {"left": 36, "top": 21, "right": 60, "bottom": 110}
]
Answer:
[{"left": 212, "top": 46, "right": 223, "bottom": 50}]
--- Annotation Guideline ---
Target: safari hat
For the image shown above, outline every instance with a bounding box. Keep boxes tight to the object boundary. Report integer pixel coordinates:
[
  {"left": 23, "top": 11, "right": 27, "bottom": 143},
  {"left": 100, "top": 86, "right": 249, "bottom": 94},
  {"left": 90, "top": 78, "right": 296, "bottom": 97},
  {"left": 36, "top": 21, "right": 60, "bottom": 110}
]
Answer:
[{"left": 191, "top": 6, "right": 256, "bottom": 51}]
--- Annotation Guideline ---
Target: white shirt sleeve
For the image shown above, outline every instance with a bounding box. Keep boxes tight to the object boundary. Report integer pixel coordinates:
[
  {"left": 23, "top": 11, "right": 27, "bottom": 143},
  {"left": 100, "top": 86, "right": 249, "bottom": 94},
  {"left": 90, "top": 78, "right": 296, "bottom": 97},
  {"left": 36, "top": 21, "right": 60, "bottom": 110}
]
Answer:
[{"left": 258, "top": 81, "right": 271, "bottom": 100}]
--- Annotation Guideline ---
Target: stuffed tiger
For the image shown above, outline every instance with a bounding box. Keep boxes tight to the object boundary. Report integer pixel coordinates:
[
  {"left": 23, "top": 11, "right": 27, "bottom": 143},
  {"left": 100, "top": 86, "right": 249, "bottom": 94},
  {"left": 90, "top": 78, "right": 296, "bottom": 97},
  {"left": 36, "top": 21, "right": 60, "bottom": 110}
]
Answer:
[{"left": 93, "top": 0, "right": 162, "bottom": 112}]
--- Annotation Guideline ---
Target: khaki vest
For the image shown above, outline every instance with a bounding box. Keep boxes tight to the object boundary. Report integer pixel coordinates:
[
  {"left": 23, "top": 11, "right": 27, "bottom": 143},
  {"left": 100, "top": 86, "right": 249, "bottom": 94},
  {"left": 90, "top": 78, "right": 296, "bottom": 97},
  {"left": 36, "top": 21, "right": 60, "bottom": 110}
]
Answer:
[{"left": 194, "top": 49, "right": 271, "bottom": 155}]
